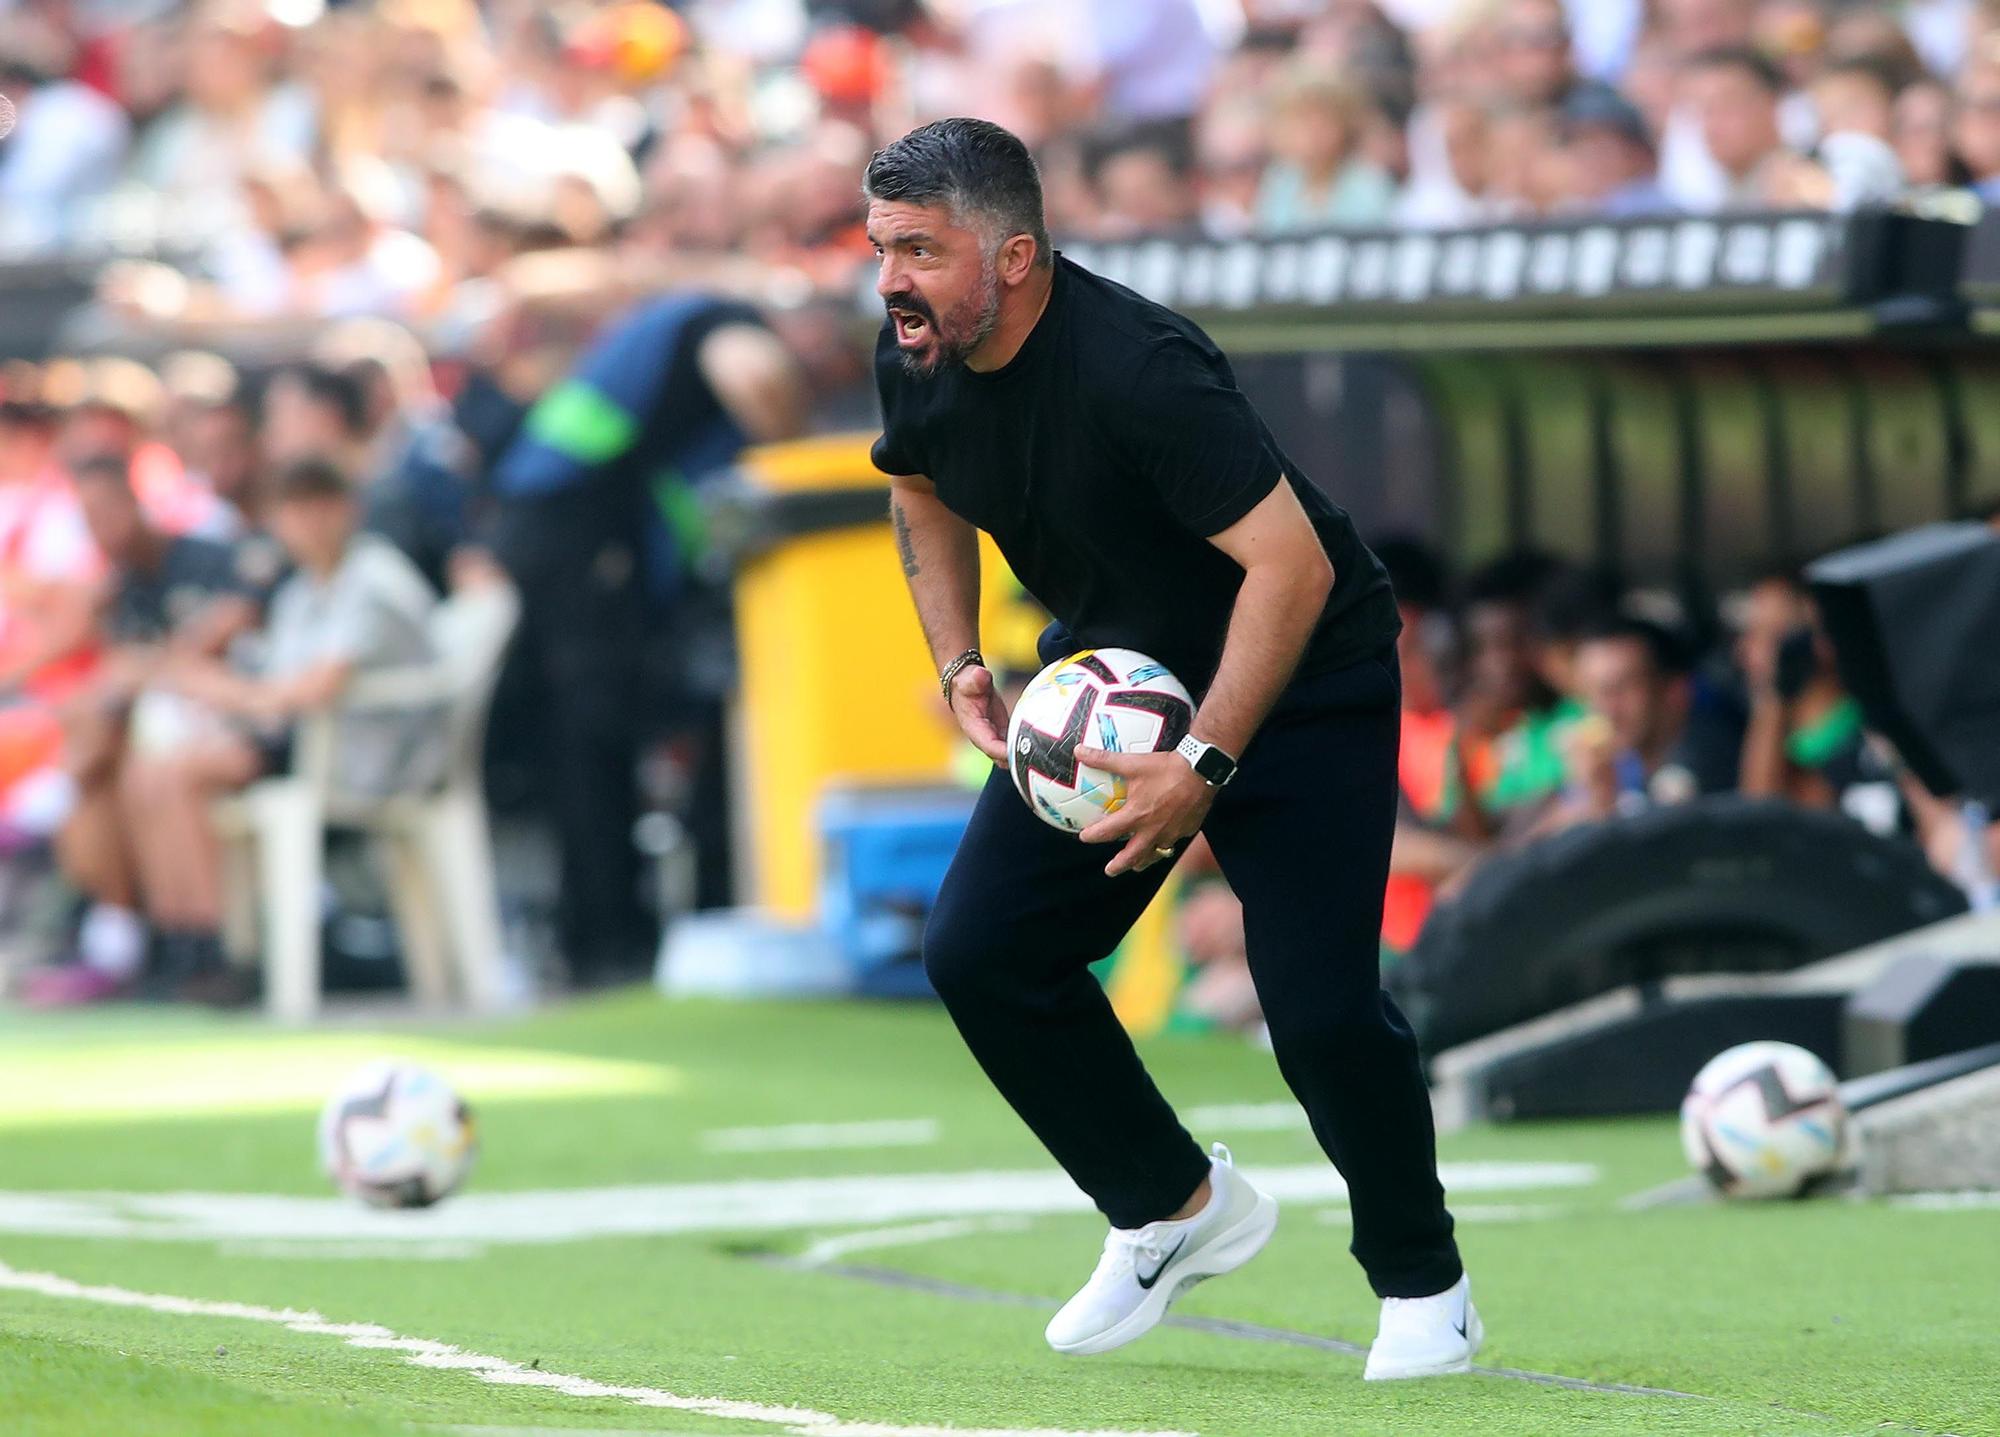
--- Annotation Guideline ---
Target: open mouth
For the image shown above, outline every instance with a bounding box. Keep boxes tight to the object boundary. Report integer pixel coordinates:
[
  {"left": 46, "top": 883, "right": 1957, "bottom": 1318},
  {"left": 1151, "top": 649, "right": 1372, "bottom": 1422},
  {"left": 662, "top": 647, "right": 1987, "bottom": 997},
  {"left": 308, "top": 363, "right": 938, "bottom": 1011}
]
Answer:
[{"left": 889, "top": 307, "right": 932, "bottom": 349}]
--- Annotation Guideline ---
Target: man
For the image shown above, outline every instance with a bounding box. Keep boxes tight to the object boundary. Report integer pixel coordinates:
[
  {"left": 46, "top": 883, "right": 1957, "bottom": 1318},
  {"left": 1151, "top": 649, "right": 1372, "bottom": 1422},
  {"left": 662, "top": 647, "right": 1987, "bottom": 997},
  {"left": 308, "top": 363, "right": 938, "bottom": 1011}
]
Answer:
[
  {"left": 1953, "top": 47, "right": 2000, "bottom": 207},
  {"left": 1560, "top": 87, "right": 1675, "bottom": 216},
  {"left": 868, "top": 118, "right": 1473, "bottom": 1376},
  {"left": 28, "top": 453, "right": 253, "bottom": 1006},
  {"left": 491, "top": 291, "right": 805, "bottom": 986},
  {"left": 1542, "top": 616, "right": 1740, "bottom": 831},
  {"left": 1681, "top": 47, "right": 1791, "bottom": 210},
  {"left": 128, "top": 457, "right": 441, "bottom": 999},
  {"left": 313, "top": 319, "right": 477, "bottom": 596}
]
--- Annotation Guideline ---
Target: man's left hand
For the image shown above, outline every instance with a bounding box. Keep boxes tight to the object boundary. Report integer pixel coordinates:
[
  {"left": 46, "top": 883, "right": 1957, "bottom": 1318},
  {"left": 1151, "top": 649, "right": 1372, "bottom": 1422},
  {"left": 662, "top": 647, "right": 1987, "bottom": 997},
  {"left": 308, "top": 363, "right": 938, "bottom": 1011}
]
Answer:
[{"left": 1075, "top": 746, "right": 1216, "bottom": 877}]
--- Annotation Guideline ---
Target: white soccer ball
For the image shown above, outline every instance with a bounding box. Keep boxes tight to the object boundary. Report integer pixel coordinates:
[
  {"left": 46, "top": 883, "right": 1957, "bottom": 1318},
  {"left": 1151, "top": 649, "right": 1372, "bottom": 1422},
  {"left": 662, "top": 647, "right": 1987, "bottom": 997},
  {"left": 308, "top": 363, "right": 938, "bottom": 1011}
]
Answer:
[
  {"left": 1007, "top": 648, "right": 1194, "bottom": 833},
  {"left": 1680, "top": 1041, "right": 1847, "bottom": 1199},
  {"left": 318, "top": 1060, "right": 477, "bottom": 1209}
]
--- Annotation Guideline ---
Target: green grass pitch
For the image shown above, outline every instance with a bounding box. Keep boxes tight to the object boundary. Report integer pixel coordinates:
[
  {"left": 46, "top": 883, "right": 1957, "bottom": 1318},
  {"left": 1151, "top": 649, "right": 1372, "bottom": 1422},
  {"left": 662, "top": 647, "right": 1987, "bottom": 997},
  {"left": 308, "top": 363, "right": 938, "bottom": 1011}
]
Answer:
[{"left": 0, "top": 993, "right": 1993, "bottom": 1437}]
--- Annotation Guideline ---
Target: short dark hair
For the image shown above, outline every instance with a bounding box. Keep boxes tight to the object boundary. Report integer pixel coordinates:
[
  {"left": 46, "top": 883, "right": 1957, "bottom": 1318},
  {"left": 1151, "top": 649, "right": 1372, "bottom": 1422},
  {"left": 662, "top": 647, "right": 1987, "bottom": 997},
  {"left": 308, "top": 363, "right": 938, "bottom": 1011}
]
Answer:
[
  {"left": 1577, "top": 614, "right": 1690, "bottom": 675},
  {"left": 863, "top": 118, "right": 1052, "bottom": 268},
  {"left": 1688, "top": 45, "right": 1785, "bottom": 97},
  {"left": 270, "top": 362, "right": 370, "bottom": 439},
  {"left": 273, "top": 454, "right": 355, "bottom": 503},
  {"left": 1083, "top": 120, "right": 1195, "bottom": 188}
]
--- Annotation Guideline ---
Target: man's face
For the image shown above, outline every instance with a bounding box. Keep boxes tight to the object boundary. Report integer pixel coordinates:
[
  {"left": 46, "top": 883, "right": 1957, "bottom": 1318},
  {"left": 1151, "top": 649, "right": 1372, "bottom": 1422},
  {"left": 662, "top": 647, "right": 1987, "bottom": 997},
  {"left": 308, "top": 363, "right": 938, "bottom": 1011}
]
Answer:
[
  {"left": 867, "top": 199, "right": 1002, "bottom": 379},
  {"left": 1576, "top": 636, "right": 1672, "bottom": 755},
  {"left": 1494, "top": 0, "right": 1572, "bottom": 107},
  {"left": 1096, "top": 149, "right": 1196, "bottom": 236},
  {"left": 271, "top": 493, "right": 356, "bottom": 570},
  {"left": 1686, "top": 64, "right": 1781, "bottom": 178},
  {"left": 1465, "top": 601, "right": 1539, "bottom": 711},
  {"left": 1955, "top": 67, "right": 2000, "bottom": 181},
  {"left": 184, "top": 404, "right": 259, "bottom": 505},
  {"left": 75, "top": 475, "right": 146, "bottom": 567}
]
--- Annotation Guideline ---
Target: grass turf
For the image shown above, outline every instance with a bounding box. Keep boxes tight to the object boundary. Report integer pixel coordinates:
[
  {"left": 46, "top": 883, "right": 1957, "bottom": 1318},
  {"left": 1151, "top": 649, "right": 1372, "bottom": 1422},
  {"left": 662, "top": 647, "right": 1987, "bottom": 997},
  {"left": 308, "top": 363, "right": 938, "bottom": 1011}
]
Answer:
[{"left": 0, "top": 993, "right": 1994, "bottom": 1437}]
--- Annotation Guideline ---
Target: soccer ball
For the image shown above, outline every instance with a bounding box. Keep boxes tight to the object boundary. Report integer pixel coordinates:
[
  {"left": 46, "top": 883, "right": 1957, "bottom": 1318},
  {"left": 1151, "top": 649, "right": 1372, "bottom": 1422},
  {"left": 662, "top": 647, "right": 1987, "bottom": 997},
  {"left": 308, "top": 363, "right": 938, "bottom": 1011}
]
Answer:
[
  {"left": 1680, "top": 1041, "right": 1847, "bottom": 1199},
  {"left": 1007, "top": 648, "right": 1194, "bottom": 833},
  {"left": 318, "top": 1060, "right": 477, "bottom": 1208}
]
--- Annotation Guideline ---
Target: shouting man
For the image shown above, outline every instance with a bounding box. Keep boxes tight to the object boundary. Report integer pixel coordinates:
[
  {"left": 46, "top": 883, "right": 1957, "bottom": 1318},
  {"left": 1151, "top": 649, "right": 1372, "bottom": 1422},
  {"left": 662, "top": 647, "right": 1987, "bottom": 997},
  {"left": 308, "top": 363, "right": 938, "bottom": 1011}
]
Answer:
[{"left": 868, "top": 119, "right": 1476, "bottom": 1376}]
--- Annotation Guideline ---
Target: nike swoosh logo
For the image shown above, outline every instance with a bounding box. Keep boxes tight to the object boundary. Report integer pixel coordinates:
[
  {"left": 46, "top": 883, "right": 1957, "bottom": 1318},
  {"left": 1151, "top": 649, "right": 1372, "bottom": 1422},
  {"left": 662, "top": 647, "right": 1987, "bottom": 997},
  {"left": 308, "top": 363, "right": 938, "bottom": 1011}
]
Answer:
[
  {"left": 1135, "top": 1235, "right": 1188, "bottom": 1290},
  {"left": 1453, "top": 1310, "right": 1469, "bottom": 1340}
]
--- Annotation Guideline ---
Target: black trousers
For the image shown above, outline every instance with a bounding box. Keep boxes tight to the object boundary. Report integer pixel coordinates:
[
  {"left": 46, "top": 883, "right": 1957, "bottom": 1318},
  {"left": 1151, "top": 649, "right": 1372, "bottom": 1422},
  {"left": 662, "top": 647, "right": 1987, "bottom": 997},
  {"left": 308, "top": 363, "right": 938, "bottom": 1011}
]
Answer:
[{"left": 922, "top": 642, "right": 1462, "bottom": 1299}]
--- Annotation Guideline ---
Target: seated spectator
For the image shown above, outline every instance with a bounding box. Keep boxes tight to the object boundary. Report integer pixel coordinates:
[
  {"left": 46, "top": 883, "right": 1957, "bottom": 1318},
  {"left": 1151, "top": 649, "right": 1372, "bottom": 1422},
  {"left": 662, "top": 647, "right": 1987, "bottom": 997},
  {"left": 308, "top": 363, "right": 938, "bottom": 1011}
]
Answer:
[
  {"left": 1375, "top": 537, "right": 1480, "bottom": 955},
  {"left": 1681, "top": 46, "right": 1791, "bottom": 211},
  {"left": 312, "top": 320, "right": 476, "bottom": 594},
  {"left": 1086, "top": 122, "right": 1204, "bottom": 239},
  {"left": 1736, "top": 566, "right": 1899, "bottom": 832},
  {"left": 115, "top": 458, "right": 441, "bottom": 1001},
  {"left": 0, "top": 32, "right": 131, "bottom": 241},
  {"left": 1953, "top": 45, "right": 2000, "bottom": 207},
  {"left": 25, "top": 454, "right": 254, "bottom": 1006},
  {"left": 1894, "top": 79, "right": 1968, "bottom": 191},
  {"left": 1558, "top": 85, "right": 1675, "bottom": 216},
  {"left": 1253, "top": 62, "right": 1397, "bottom": 232},
  {"left": 1440, "top": 556, "right": 1585, "bottom": 842},
  {"left": 1540, "top": 616, "right": 1741, "bottom": 831}
]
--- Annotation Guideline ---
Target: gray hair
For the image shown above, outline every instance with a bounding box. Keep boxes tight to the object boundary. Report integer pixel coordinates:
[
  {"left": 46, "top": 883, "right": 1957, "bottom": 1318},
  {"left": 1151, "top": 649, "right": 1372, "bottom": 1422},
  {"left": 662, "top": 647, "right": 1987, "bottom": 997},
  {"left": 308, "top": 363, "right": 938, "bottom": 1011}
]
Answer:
[{"left": 862, "top": 117, "right": 1052, "bottom": 267}]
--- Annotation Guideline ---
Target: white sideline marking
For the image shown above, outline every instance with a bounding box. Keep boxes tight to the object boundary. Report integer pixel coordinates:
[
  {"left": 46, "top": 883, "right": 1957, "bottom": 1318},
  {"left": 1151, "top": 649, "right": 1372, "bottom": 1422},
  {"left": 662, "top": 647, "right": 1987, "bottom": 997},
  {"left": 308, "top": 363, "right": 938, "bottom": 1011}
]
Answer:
[
  {"left": 701, "top": 1120, "right": 941, "bottom": 1153},
  {"left": 0, "top": 1259, "right": 1192, "bottom": 1437},
  {"left": 221, "top": 1240, "right": 488, "bottom": 1261},
  {"left": 798, "top": 1217, "right": 1031, "bottom": 1268},
  {"left": 1180, "top": 1102, "right": 1310, "bottom": 1133},
  {"left": 0, "top": 1161, "right": 1597, "bottom": 1246}
]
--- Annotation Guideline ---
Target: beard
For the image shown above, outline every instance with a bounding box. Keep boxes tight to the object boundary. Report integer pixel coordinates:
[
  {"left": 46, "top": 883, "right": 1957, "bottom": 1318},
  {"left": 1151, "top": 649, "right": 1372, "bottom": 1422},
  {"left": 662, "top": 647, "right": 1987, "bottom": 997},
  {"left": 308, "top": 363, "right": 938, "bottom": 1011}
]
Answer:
[{"left": 889, "top": 260, "right": 1002, "bottom": 379}]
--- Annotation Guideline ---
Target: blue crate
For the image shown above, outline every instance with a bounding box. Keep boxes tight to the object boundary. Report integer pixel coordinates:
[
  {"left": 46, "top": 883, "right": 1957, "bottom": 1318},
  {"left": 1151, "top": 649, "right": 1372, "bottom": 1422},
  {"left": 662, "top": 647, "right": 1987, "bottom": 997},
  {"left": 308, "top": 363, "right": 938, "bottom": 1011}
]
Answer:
[{"left": 819, "top": 784, "right": 977, "bottom": 973}]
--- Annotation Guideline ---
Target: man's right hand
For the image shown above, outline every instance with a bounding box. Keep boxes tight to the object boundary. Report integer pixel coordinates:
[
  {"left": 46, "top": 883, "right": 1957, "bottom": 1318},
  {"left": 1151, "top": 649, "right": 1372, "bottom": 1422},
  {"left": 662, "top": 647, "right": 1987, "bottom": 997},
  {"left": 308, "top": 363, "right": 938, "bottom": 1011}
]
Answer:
[{"left": 948, "top": 663, "right": 1012, "bottom": 763}]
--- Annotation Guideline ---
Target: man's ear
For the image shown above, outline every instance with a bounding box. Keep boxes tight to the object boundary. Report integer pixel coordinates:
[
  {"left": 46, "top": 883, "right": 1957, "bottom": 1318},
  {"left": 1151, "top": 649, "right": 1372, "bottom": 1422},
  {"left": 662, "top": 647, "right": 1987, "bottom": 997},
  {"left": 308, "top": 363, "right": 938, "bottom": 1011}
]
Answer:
[{"left": 996, "top": 232, "right": 1040, "bottom": 287}]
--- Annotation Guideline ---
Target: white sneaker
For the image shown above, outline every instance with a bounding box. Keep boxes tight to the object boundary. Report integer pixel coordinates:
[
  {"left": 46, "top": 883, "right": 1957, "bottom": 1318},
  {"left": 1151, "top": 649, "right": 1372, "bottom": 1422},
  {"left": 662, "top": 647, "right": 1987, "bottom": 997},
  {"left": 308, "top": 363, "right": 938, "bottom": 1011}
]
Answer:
[
  {"left": 1362, "top": 1272, "right": 1483, "bottom": 1380},
  {"left": 1045, "top": 1143, "right": 1279, "bottom": 1356}
]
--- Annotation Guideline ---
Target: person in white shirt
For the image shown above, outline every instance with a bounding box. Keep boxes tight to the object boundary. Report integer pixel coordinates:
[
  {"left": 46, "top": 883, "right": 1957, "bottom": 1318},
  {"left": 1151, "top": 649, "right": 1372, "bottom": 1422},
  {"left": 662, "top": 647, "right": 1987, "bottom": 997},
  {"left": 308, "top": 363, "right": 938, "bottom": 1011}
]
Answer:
[{"left": 0, "top": 52, "right": 129, "bottom": 244}]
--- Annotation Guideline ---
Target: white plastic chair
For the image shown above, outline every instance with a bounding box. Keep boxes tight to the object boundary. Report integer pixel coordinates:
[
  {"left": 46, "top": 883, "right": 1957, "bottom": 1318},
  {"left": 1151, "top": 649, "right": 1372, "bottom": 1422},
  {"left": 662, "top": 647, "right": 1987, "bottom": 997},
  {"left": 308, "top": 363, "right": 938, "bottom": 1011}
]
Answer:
[{"left": 213, "top": 581, "right": 521, "bottom": 1022}]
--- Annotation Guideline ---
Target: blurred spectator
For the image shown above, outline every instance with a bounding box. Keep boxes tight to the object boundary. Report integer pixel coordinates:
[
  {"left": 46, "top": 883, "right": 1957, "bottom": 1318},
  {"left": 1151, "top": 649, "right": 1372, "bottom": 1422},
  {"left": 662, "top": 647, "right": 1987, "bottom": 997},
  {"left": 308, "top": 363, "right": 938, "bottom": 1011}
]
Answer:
[
  {"left": 1490, "top": 0, "right": 1585, "bottom": 109},
  {"left": 28, "top": 453, "right": 252, "bottom": 1007},
  {"left": 1397, "top": 98, "right": 1496, "bottom": 229},
  {"left": 0, "top": 31, "right": 130, "bottom": 240},
  {"left": 1895, "top": 79, "right": 1968, "bottom": 189},
  {"left": 1254, "top": 62, "right": 1396, "bottom": 233},
  {"left": 1375, "top": 536, "right": 1478, "bottom": 955},
  {"left": 1086, "top": 122, "right": 1202, "bottom": 238},
  {"left": 1542, "top": 615, "right": 1741, "bottom": 831},
  {"left": 1954, "top": 46, "right": 2000, "bottom": 204},
  {"left": 1680, "top": 46, "right": 1791, "bottom": 211},
  {"left": 312, "top": 320, "right": 476, "bottom": 595},
  {"left": 1441, "top": 555, "right": 1582, "bottom": 843},
  {"left": 1193, "top": 94, "right": 1269, "bottom": 237},
  {"left": 1735, "top": 565, "right": 1895, "bottom": 831},
  {"left": 128, "top": 456, "right": 442, "bottom": 1001},
  {"left": 261, "top": 362, "right": 371, "bottom": 475},
  {"left": 1812, "top": 56, "right": 1900, "bottom": 143},
  {"left": 125, "top": 9, "right": 316, "bottom": 217},
  {"left": 1558, "top": 85, "right": 1675, "bottom": 216}
]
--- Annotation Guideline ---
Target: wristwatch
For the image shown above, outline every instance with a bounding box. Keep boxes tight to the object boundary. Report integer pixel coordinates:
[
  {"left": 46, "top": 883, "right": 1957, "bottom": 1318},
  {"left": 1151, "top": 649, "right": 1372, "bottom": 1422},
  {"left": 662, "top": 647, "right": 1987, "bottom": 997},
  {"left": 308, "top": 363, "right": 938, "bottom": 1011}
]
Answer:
[{"left": 1176, "top": 734, "right": 1239, "bottom": 788}]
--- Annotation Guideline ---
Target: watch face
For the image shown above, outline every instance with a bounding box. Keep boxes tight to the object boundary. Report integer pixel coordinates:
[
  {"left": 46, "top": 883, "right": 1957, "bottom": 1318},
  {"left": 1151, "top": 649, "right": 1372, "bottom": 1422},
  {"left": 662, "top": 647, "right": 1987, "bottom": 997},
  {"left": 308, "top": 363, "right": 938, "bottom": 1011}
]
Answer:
[{"left": 1195, "top": 747, "right": 1235, "bottom": 785}]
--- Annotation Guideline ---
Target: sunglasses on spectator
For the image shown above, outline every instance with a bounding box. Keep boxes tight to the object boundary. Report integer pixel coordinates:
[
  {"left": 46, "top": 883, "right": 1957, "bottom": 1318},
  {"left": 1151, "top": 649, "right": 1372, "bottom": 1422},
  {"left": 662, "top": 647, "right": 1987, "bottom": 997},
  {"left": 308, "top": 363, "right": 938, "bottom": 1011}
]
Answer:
[{"left": 1498, "top": 24, "right": 1567, "bottom": 51}]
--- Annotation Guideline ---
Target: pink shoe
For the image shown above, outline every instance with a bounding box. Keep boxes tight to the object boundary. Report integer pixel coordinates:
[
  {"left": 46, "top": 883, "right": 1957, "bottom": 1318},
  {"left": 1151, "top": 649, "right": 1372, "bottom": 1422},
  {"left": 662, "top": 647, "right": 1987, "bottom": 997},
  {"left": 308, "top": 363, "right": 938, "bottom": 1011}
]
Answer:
[{"left": 18, "top": 963, "right": 132, "bottom": 1008}]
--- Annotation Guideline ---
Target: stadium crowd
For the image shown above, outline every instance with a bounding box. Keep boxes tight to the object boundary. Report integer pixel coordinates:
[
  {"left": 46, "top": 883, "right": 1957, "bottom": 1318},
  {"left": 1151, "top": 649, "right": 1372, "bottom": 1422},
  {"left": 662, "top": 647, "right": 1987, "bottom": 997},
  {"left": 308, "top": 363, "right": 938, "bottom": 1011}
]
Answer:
[{"left": 6, "top": 0, "right": 2000, "bottom": 1012}]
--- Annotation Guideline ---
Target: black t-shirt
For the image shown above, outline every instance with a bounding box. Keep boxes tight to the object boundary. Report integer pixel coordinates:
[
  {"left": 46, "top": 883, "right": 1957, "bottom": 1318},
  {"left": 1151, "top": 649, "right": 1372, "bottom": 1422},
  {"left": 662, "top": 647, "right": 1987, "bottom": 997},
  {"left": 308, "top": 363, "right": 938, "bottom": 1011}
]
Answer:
[
  {"left": 106, "top": 535, "right": 249, "bottom": 646},
  {"left": 871, "top": 255, "right": 1399, "bottom": 692}
]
